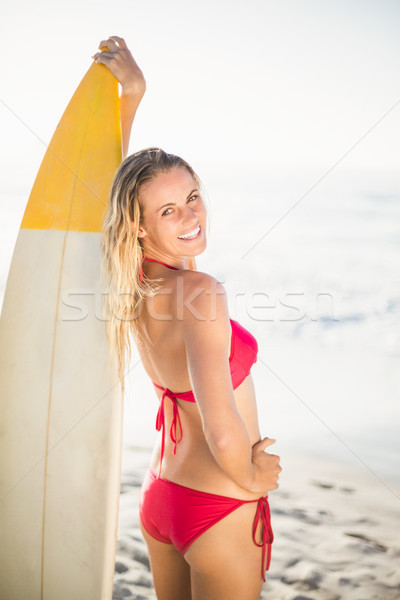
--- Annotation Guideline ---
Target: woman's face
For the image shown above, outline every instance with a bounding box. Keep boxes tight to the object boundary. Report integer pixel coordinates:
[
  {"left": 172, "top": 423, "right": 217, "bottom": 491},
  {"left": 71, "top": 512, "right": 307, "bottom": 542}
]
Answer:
[{"left": 137, "top": 167, "right": 207, "bottom": 259}]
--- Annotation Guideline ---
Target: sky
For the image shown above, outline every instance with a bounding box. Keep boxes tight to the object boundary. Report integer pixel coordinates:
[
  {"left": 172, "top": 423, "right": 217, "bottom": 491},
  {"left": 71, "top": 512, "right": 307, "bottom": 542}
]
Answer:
[{"left": 1, "top": 0, "right": 400, "bottom": 200}]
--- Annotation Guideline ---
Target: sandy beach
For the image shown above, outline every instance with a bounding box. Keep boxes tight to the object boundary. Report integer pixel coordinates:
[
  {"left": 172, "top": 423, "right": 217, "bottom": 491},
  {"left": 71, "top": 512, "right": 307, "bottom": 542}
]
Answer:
[{"left": 113, "top": 445, "right": 400, "bottom": 600}]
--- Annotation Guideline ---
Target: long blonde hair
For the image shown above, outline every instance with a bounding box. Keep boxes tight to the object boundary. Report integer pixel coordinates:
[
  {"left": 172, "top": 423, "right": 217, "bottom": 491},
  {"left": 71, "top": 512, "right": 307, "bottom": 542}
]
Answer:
[{"left": 100, "top": 147, "right": 201, "bottom": 392}]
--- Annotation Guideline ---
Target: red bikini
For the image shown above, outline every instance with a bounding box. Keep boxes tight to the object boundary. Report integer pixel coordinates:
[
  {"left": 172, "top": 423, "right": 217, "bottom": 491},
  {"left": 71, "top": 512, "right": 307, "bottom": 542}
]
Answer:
[{"left": 139, "top": 258, "right": 273, "bottom": 581}]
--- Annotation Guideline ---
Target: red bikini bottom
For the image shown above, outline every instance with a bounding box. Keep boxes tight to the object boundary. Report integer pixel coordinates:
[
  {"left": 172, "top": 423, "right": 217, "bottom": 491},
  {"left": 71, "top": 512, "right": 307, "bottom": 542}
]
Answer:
[{"left": 139, "top": 468, "right": 274, "bottom": 582}]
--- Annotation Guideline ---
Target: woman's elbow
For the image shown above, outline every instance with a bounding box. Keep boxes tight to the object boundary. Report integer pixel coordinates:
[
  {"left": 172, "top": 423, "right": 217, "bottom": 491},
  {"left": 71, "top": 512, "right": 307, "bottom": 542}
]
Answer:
[{"left": 204, "top": 424, "right": 235, "bottom": 452}]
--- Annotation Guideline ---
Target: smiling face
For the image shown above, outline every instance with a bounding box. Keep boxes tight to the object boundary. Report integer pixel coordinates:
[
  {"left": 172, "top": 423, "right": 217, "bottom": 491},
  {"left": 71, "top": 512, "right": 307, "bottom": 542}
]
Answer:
[{"left": 137, "top": 167, "right": 207, "bottom": 264}]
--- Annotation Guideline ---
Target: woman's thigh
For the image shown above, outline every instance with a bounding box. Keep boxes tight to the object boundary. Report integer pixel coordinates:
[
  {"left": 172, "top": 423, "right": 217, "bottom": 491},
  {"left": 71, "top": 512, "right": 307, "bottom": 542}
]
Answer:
[
  {"left": 139, "top": 517, "right": 192, "bottom": 600},
  {"left": 184, "top": 502, "right": 264, "bottom": 600}
]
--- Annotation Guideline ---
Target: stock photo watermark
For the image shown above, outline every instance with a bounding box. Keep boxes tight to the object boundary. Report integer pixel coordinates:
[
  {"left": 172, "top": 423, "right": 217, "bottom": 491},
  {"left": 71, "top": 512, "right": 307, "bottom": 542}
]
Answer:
[{"left": 60, "top": 281, "right": 338, "bottom": 324}]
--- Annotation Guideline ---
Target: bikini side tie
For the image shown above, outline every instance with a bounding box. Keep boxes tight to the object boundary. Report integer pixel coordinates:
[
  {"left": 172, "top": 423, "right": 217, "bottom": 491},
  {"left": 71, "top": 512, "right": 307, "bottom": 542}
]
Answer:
[
  {"left": 252, "top": 496, "right": 274, "bottom": 582},
  {"left": 155, "top": 387, "right": 183, "bottom": 477}
]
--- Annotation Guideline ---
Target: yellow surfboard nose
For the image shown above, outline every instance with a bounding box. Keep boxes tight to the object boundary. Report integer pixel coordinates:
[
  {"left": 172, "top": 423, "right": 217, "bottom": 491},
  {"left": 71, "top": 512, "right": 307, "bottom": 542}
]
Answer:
[{"left": 21, "top": 62, "right": 121, "bottom": 233}]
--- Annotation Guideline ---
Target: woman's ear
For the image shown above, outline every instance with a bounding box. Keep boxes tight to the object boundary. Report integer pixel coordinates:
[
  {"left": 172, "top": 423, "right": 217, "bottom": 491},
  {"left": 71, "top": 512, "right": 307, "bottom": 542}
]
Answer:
[
  {"left": 131, "top": 219, "right": 147, "bottom": 238},
  {"left": 137, "top": 226, "right": 147, "bottom": 239}
]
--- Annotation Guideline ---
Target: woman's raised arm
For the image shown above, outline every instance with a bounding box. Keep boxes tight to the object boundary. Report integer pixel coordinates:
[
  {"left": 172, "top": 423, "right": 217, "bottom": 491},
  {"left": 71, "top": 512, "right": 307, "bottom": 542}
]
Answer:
[
  {"left": 93, "top": 36, "right": 146, "bottom": 158},
  {"left": 181, "top": 271, "right": 281, "bottom": 494}
]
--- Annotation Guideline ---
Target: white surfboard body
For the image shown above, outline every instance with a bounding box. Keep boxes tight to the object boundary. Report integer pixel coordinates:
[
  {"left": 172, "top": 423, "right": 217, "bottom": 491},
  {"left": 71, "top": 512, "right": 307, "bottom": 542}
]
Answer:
[{"left": 0, "top": 62, "right": 123, "bottom": 599}]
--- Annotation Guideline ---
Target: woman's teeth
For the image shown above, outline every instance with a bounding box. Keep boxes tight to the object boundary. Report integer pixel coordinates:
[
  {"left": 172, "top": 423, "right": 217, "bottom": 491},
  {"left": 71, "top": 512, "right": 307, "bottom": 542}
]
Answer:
[{"left": 178, "top": 226, "right": 201, "bottom": 240}]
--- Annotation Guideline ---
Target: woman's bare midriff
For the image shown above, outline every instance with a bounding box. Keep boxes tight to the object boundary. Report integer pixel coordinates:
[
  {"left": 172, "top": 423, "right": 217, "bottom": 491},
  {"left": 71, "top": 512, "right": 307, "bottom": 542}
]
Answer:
[
  {"left": 150, "top": 374, "right": 263, "bottom": 501},
  {"left": 134, "top": 268, "right": 263, "bottom": 501}
]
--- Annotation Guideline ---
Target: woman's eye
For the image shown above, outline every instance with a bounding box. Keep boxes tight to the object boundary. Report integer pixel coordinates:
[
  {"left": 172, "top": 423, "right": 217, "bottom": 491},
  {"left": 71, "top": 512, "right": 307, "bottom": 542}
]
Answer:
[{"left": 161, "top": 196, "right": 199, "bottom": 216}]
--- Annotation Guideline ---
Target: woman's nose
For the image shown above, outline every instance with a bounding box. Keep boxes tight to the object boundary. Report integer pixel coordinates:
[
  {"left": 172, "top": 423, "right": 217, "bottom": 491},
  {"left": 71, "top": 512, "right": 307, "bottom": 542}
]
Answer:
[{"left": 182, "top": 206, "right": 199, "bottom": 224}]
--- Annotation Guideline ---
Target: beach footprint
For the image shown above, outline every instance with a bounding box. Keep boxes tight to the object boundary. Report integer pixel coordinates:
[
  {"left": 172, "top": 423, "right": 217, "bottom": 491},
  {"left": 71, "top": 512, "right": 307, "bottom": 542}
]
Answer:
[{"left": 344, "top": 532, "right": 388, "bottom": 552}]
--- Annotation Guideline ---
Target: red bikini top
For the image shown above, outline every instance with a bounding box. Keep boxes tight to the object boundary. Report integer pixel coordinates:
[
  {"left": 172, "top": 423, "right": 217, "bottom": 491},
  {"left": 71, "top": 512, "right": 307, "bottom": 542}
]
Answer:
[
  {"left": 153, "top": 317, "right": 257, "bottom": 400},
  {"left": 142, "top": 257, "right": 258, "bottom": 474}
]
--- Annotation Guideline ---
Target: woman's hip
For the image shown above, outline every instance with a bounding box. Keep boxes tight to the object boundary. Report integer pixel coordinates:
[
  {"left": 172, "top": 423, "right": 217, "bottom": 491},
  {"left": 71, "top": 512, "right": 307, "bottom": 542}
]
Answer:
[{"left": 139, "top": 466, "right": 273, "bottom": 582}]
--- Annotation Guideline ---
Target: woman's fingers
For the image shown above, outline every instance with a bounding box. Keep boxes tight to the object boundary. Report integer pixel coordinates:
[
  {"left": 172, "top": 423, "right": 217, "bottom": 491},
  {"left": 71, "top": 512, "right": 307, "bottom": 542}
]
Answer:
[
  {"left": 98, "top": 38, "right": 119, "bottom": 52},
  {"left": 108, "top": 35, "right": 128, "bottom": 49},
  {"left": 251, "top": 451, "right": 282, "bottom": 493},
  {"left": 97, "top": 36, "right": 128, "bottom": 56},
  {"left": 92, "top": 50, "right": 113, "bottom": 66},
  {"left": 94, "top": 53, "right": 112, "bottom": 66},
  {"left": 253, "top": 437, "right": 276, "bottom": 452},
  {"left": 252, "top": 437, "right": 282, "bottom": 492}
]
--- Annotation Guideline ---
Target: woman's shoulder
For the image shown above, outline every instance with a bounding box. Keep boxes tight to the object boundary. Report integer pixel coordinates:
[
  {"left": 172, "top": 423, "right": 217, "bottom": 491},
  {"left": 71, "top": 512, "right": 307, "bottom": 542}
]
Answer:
[
  {"left": 180, "top": 267, "right": 222, "bottom": 285},
  {"left": 178, "top": 269, "right": 229, "bottom": 325},
  {"left": 180, "top": 268, "right": 227, "bottom": 297}
]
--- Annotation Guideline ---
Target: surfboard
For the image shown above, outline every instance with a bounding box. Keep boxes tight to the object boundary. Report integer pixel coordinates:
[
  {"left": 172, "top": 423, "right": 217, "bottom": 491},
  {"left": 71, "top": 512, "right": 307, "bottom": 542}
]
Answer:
[{"left": 0, "top": 61, "right": 123, "bottom": 599}]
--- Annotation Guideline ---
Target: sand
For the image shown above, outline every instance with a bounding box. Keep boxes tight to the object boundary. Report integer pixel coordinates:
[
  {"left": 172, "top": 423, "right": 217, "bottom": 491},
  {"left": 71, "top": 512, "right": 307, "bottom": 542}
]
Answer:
[{"left": 113, "top": 445, "right": 400, "bottom": 600}]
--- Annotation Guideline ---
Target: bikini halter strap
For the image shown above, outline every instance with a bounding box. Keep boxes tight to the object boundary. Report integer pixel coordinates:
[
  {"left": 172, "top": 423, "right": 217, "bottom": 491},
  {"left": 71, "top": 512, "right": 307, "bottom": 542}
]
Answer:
[
  {"left": 139, "top": 257, "right": 180, "bottom": 283},
  {"left": 143, "top": 257, "right": 180, "bottom": 270}
]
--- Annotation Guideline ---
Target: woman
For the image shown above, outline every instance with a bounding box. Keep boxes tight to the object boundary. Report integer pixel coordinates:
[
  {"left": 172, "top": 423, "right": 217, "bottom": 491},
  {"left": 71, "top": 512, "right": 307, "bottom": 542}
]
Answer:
[{"left": 96, "top": 37, "right": 282, "bottom": 600}]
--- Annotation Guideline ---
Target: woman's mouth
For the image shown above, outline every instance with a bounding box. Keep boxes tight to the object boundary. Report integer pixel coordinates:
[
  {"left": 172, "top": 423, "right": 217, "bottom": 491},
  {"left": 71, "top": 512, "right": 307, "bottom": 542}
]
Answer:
[{"left": 178, "top": 225, "right": 201, "bottom": 241}]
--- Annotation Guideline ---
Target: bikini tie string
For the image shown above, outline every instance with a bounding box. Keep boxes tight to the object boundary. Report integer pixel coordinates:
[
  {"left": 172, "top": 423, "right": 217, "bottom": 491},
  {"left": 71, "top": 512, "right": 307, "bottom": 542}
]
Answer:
[
  {"left": 252, "top": 496, "right": 274, "bottom": 582},
  {"left": 155, "top": 388, "right": 183, "bottom": 477}
]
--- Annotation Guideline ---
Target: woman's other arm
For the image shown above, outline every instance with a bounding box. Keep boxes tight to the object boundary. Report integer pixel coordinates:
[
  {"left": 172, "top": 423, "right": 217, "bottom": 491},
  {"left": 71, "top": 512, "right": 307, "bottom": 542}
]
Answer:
[
  {"left": 93, "top": 36, "right": 146, "bottom": 158},
  {"left": 181, "top": 272, "right": 281, "bottom": 494}
]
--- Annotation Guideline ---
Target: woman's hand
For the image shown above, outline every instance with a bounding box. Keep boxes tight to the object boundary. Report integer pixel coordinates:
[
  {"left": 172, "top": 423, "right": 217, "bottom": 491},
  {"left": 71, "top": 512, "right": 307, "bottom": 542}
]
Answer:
[
  {"left": 250, "top": 437, "right": 282, "bottom": 494},
  {"left": 93, "top": 36, "right": 146, "bottom": 99},
  {"left": 92, "top": 36, "right": 146, "bottom": 158}
]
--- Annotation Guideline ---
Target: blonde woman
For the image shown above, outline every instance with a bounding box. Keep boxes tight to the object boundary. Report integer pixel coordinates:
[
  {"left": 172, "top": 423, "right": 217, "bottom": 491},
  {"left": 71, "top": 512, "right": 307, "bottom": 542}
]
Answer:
[{"left": 97, "top": 37, "right": 281, "bottom": 600}]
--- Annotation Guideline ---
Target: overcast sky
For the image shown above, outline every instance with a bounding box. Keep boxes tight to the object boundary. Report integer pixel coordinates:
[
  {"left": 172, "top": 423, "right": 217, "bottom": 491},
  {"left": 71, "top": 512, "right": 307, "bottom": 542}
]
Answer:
[{"left": 1, "top": 0, "right": 399, "bottom": 197}]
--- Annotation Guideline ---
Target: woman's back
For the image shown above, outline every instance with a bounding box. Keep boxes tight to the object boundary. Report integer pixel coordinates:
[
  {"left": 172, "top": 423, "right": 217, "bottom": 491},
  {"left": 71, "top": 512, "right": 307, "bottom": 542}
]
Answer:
[
  {"left": 135, "top": 264, "right": 197, "bottom": 393},
  {"left": 134, "top": 259, "right": 263, "bottom": 497}
]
